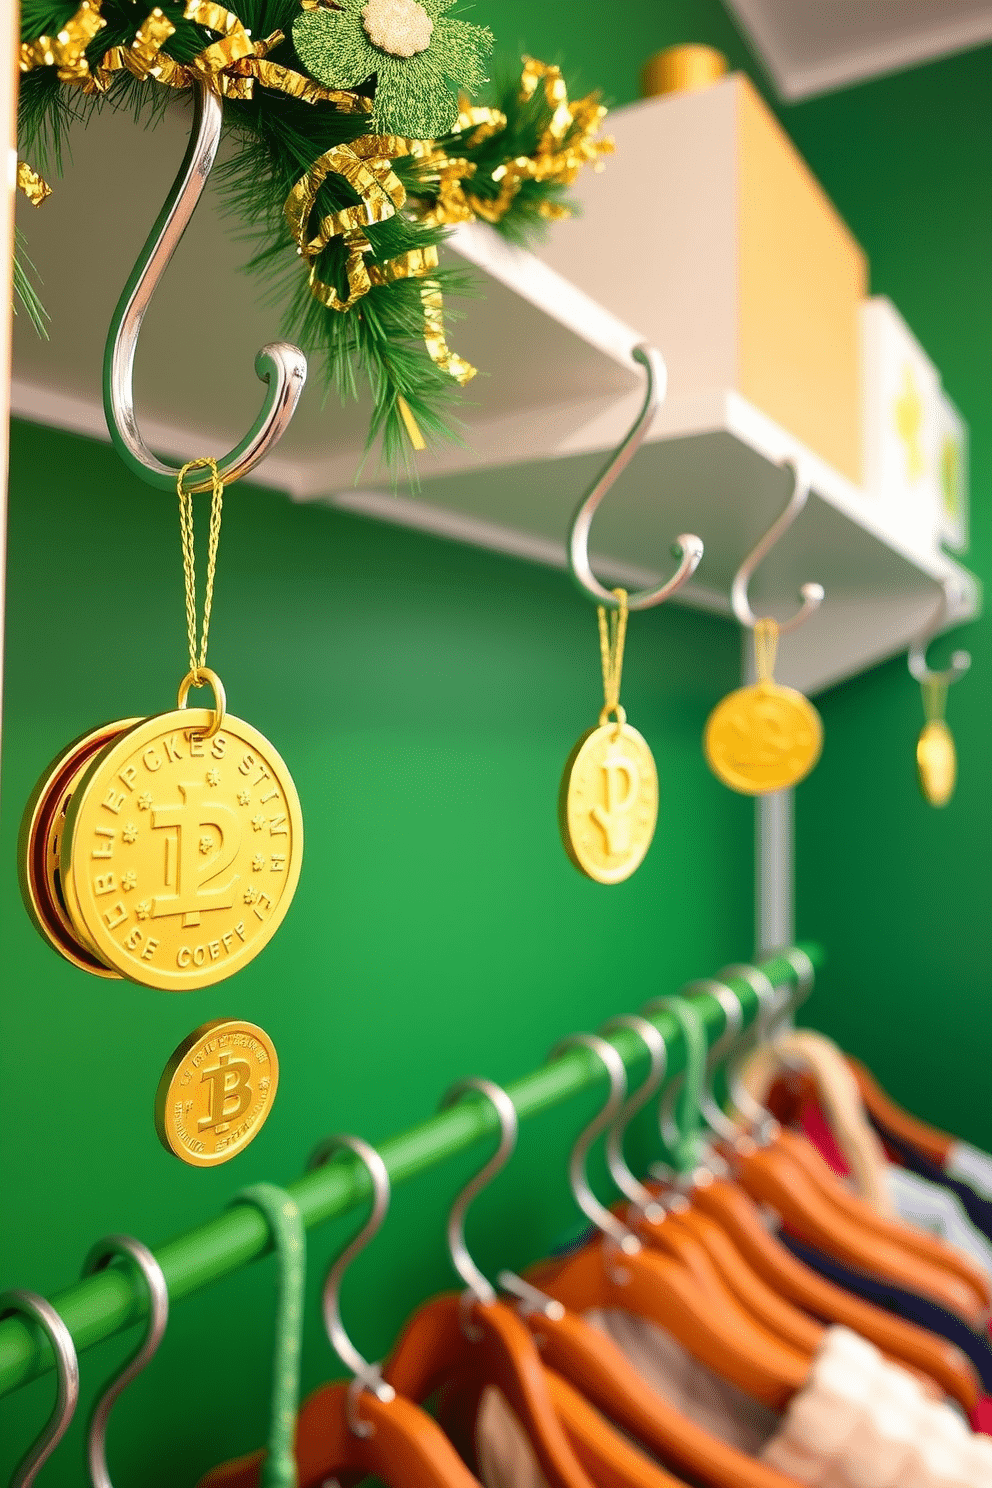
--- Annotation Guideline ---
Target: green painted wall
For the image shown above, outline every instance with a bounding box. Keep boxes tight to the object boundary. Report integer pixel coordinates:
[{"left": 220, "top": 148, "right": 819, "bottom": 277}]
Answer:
[
  {"left": 0, "top": 411, "right": 750, "bottom": 1485},
  {"left": 784, "top": 47, "right": 992, "bottom": 1149},
  {"left": 3, "top": 2, "right": 989, "bottom": 1482}
]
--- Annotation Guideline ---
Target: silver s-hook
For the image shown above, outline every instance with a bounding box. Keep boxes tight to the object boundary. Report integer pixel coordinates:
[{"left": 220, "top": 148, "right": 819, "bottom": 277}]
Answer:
[
  {"left": 600, "top": 1016, "right": 668, "bottom": 1217},
  {"left": 908, "top": 580, "right": 971, "bottom": 687},
  {"left": 308, "top": 1135, "right": 396, "bottom": 1430},
  {"left": 104, "top": 76, "right": 307, "bottom": 493},
  {"left": 731, "top": 460, "right": 824, "bottom": 634},
  {"left": 548, "top": 1034, "right": 641, "bottom": 1254},
  {"left": 0, "top": 1290, "right": 79, "bottom": 1488},
  {"left": 440, "top": 1078, "right": 519, "bottom": 1307},
  {"left": 567, "top": 345, "right": 704, "bottom": 610},
  {"left": 83, "top": 1237, "right": 169, "bottom": 1488}
]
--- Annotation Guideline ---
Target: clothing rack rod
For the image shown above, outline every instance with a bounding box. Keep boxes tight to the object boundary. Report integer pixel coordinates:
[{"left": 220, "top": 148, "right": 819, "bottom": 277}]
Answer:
[{"left": 0, "top": 942, "right": 822, "bottom": 1400}]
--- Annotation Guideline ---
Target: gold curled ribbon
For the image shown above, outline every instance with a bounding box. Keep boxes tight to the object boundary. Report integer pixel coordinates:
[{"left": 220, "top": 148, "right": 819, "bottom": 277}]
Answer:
[
  {"left": 16, "top": 161, "right": 52, "bottom": 207},
  {"left": 409, "top": 64, "right": 612, "bottom": 231},
  {"left": 285, "top": 140, "right": 476, "bottom": 387},
  {"left": 19, "top": 0, "right": 106, "bottom": 78}
]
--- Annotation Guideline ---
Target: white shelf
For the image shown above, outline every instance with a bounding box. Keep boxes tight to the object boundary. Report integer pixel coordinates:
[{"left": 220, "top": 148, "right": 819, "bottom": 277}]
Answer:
[{"left": 10, "top": 98, "right": 979, "bottom": 697}]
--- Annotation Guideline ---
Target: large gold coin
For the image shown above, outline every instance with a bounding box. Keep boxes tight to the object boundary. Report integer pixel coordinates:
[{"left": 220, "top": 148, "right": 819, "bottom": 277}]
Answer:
[
  {"left": 705, "top": 681, "right": 823, "bottom": 795},
  {"left": 917, "top": 719, "right": 956, "bottom": 807},
  {"left": 155, "top": 1018, "right": 279, "bottom": 1166},
  {"left": 62, "top": 708, "right": 303, "bottom": 990},
  {"left": 18, "top": 720, "right": 139, "bottom": 977},
  {"left": 560, "top": 721, "right": 658, "bottom": 884}
]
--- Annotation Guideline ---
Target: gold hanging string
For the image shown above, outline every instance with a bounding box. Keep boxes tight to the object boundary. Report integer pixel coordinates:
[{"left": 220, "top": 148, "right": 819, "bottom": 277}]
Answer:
[
  {"left": 177, "top": 458, "right": 224, "bottom": 683},
  {"left": 922, "top": 676, "right": 949, "bottom": 725},
  {"left": 597, "top": 588, "right": 629, "bottom": 727},
  {"left": 754, "top": 617, "right": 779, "bottom": 685}
]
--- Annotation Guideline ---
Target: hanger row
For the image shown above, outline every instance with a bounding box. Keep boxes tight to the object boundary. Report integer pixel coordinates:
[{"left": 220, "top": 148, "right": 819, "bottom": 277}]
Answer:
[{"left": 0, "top": 947, "right": 818, "bottom": 1408}]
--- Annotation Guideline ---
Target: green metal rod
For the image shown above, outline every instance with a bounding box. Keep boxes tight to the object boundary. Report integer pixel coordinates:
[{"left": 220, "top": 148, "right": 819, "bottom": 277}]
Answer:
[{"left": 0, "top": 943, "right": 822, "bottom": 1399}]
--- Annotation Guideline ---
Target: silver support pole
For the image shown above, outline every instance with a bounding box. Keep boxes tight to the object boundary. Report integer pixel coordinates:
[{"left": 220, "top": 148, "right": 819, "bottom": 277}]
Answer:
[{"left": 756, "top": 789, "right": 794, "bottom": 956}]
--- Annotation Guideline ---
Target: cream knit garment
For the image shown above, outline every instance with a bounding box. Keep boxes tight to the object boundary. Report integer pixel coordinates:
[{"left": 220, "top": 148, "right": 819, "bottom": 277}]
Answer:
[{"left": 474, "top": 1321, "right": 992, "bottom": 1488}]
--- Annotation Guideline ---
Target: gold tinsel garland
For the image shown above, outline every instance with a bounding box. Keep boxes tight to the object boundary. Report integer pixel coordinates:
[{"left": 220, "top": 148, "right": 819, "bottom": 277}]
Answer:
[{"left": 19, "top": 2, "right": 611, "bottom": 412}]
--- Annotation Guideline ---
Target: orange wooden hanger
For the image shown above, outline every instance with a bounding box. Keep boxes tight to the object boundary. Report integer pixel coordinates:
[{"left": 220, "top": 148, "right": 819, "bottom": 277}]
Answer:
[
  {"left": 200, "top": 1138, "right": 487, "bottom": 1488},
  {"left": 686, "top": 1170, "right": 979, "bottom": 1412},
  {"left": 847, "top": 1057, "right": 954, "bottom": 1166},
  {"left": 772, "top": 1125, "right": 991, "bottom": 1310},
  {"left": 599, "top": 1013, "right": 824, "bottom": 1361},
  {"left": 710, "top": 966, "right": 988, "bottom": 1324},
  {"left": 644, "top": 970, "right": 981, "bottom": 1410},
  {"left": 496, "top": 1276, "right": 806, "bottom": 1488},
  {"left": 524, "top": 1033, "right": 810, "bottom": 1411}
]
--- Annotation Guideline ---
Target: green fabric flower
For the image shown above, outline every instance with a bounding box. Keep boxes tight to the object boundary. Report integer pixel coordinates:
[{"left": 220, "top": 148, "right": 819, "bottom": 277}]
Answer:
[{"left": 293, "top": 0, "right": 494, "bottom": 140}]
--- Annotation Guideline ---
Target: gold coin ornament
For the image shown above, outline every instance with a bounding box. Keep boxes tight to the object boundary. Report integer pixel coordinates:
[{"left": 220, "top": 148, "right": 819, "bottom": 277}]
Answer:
[
  {"left": 704, "top": 618, "right": 823, "bottom": 796},
  {"left": 155, "top": 1018, "right": 279, "bottom": 1167},
  {"left": 917, "top": 678, "right": 956, "bottom": 807},
  {"left": 18, "top": 457, "right": 303, "bottom": 986},
  {"left": 560, "top": 590, "right": 659, "bottom": 884},
  {"left": 61, "top": 675, "right": 303, "bottom": 991}
]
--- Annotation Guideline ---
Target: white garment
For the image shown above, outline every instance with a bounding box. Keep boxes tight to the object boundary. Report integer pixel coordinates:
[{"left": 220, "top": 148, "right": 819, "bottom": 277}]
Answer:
[
  {"left": 887, "top": 1165, "right": 992, "bottom": 1282},
  {"left": 474, "top": 1320, "right": 990, "bottom": 1488},
  {"left": 946, "top": 1142, "right": 992, "bottom": 1205}
]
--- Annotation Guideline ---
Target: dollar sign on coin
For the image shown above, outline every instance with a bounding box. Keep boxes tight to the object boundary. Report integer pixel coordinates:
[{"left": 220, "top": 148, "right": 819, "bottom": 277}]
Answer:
[
  {"left": 705, "top": 680, "right": 822, "bottom": 795},
  {"left": 61, "top": 675, "right": 302, "bottom": 991},
  {"left": 560, "top": 713, "right": 658, "bottom": 884},
  {"left": 917, "top": 719, "right": 956, "bottom": 806},
  {"left": 155, "top": 1018, "right": 279, "bottom": 1166}
]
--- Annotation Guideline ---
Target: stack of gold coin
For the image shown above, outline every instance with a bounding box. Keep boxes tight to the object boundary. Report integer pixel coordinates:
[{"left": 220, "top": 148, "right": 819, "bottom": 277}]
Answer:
[{"left": 19, "top": 702, "right": 303, "bottom": 991}]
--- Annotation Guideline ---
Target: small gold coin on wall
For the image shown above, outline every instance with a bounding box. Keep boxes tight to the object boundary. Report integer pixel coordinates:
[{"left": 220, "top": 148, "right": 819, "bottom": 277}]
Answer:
[
  {"left": 560, "top": 717, "right": 658, "bottom": 884},
  {"left": 155, "top": 1018, "right": 279, "bottom": 1167}
]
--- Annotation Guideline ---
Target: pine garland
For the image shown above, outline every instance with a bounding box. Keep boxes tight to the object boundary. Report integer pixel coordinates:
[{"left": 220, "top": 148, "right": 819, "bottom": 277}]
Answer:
[{"left": 16, "top": 0, "right": 611, "bottom": 465}]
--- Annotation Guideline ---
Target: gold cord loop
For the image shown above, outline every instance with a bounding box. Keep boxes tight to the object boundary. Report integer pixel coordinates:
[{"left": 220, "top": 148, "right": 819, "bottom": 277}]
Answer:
[
  {"left": 754, "top": 617, "right": 779, "bottom": 685},
  {"left": 922, "top": 676, "right": 949, "bottom": 725},
  {"left": 597, "top": 588, "right": 629, "bottom": 728},
  {"left": 177, "top": 666, "right": 227, "bottom": 740},
  {"left": 176, "top": 457, "right": 224, "bottom": 685}
]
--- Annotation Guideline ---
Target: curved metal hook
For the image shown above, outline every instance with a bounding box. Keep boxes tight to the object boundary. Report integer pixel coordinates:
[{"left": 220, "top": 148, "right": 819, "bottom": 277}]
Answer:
[
  {"left": 717, "top": 963, "right": 782, "bottom": 1139},
  {"left": 308, "top": 1135, "right": 395, "bottom": 1421},
  {"left": 83, "top": 1237, "right": 169, "bottom": 1488},
  {"left": 548, "top": 1034, "right": 641, "bottom": 1253},
  {"left": 104, "top": 77, "right": 307, "bottom": 492},
  {"left": 731, "top": 461, "right": 824, "bottom": 634},
  {"left": 908, "top": 582, "right": 971, "bottom": 687},
  {"left": 0, "top": 1290, "right": 79, "bottom": 1488},
  {"left": 440, "top": 1078, "right": 519, "bottom": 1305},
  {"left": 568, "top": 345, "right": 704, "bottom": 610},
  {"left": 680, "top": 980, "right": 745, "bottom": 1144},
  {"left": 600, "top": 1016, "right": 668, "bottom": 1215}
]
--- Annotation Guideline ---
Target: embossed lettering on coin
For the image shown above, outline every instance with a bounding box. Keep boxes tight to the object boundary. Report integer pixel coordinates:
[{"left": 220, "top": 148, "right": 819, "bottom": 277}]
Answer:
[
  {"left": 560, "top": 721, "right": 658, "bottom": 884},
  {"left": 155, "top": 1018, "right": 279, "bottom": 1166},
  {"left": 62, "top": 709, "right": 303, "bottom": 990},
  {"left": 704, "top": 682, "right": 823, "bottom": 795},
  {"left": 18, "top": 720, "right": 139, "bottom": 978},
  {"left": 917, "top": 719, "right": 956, "bottom": 807}
]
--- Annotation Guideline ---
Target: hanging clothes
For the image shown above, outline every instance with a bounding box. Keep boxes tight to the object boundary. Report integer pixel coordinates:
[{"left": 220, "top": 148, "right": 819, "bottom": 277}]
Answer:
[{"left": 475, "top": 1325, "right": 992, "bottom": 1487}]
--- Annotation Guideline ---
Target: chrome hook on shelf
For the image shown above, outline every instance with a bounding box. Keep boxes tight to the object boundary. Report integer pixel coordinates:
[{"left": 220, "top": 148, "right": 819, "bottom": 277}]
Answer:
[
  {"left": 0, "top": 1290, "right": 79, "bottom": 1488},
  {"left": 567, "top": 344, "right": 704, "bottom": 610},
  {"left": 731, "top": 460, "right": 824, "bottom": 634},
  {"left": 908, "top": 579, "right": 971, "bottom": 687},
  {"left": 104, "top": 77, "right": 307, "bottom": 493}
]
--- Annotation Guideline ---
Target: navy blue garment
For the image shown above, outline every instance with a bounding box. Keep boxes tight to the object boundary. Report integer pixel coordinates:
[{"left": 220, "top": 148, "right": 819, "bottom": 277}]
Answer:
[
  {"left": 868, "top": 1115, "right": 992, "bottom": 1248},
  {"left": 779, "top": 1230, "right": 992, "bottom": 1392}
]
